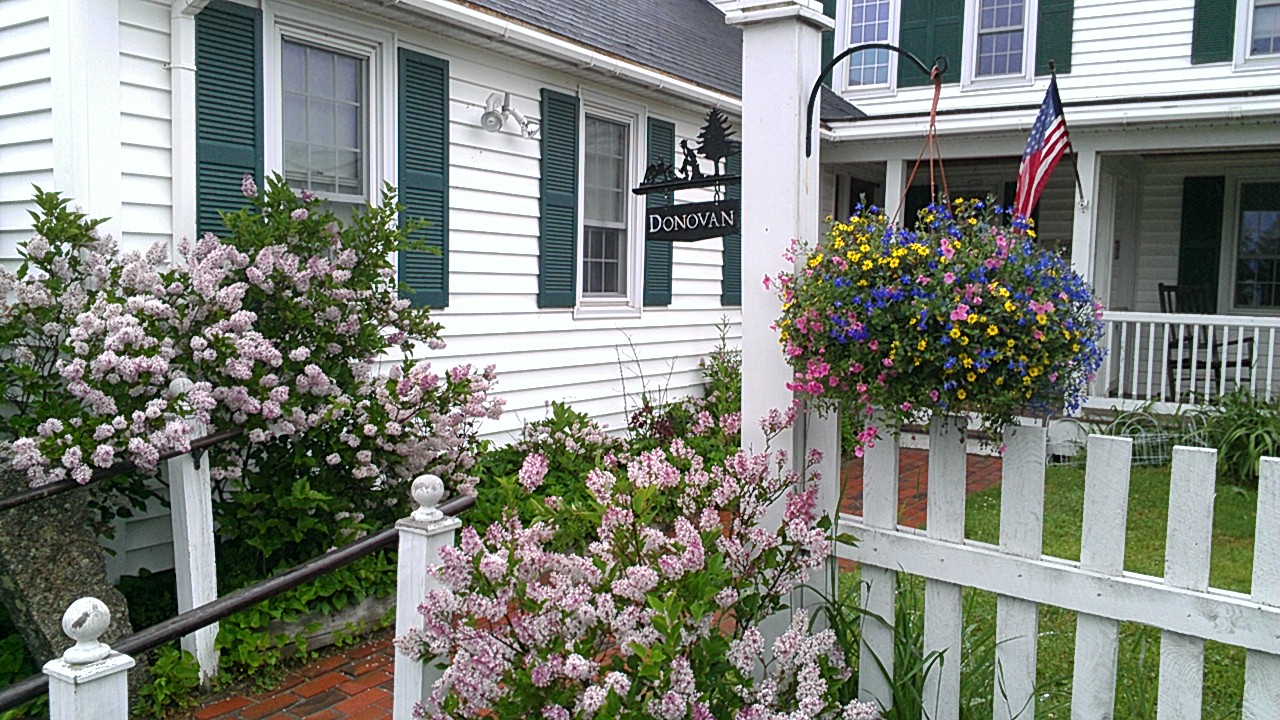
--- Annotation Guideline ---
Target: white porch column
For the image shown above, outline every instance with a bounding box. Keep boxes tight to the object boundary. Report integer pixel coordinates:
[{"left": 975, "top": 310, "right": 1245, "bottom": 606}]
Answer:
[
  {"left": 1068, "top": 148, "right": 1098, "bottom": 283},
  {"left": 725, "top": 0, "right": 839, "bottom": 617},
  {"left": 883, "top": 159, "right": 908, "bottom": 225}
]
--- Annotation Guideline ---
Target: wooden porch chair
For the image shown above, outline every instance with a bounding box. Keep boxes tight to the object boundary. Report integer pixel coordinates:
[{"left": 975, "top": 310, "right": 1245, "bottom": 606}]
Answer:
[{"left": 1158, "top": 283, "right": 1254, "bottom": 398}]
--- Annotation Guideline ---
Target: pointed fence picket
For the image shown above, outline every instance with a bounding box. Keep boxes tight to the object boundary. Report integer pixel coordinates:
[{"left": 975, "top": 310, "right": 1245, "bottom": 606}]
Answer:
[{"left": 837, "top": 416, "right": 1280, "bottom": 720}]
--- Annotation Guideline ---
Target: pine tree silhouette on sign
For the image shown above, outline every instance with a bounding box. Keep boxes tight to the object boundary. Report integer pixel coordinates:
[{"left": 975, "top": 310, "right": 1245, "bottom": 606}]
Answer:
[{"left": 696, "top": 108, "right": 740, "bottom": 176}]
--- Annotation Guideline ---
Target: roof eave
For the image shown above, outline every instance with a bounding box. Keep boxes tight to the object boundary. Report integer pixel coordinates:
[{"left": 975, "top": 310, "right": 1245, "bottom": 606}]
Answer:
[{"left": 382, "top": 0, "right": 742, "bottom": 112}]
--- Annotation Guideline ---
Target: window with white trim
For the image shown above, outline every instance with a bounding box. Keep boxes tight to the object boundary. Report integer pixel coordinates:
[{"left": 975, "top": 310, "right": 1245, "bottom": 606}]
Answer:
[
  {"left": 975, "top": 0, "right": 1024, "bottom": 76},
  {"left": 961, "top": 0, "right": 1036, "bottom": 87},
  {"left": 1248, "top": 0, "right": 1280, "bottom": 56},
  {"left": 845, "top": 0, "right": 894, "bottom": 87},
  {"left": 582, "top": 114, "right": 628, "bottom": 296},
  {"left": 282, "top": 40, "right": 365, "bottom": 200},
  {"left": 1234, "top": 181, "right": 1280, "bottom": 310}
]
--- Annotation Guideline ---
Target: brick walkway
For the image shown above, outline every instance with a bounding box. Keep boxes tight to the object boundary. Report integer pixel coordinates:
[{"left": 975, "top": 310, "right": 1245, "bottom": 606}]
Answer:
[{"left": 193, "top": 447, "right": 1002, "bottom": 719}]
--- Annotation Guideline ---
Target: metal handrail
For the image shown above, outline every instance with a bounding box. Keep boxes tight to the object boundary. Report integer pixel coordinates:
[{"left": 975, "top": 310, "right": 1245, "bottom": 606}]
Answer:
[
  {"left": 0, "top": 428, "right": 244, "bottom": 513},
  {"left": 0, "top": 493, "right": 474, "bottom": 712}
]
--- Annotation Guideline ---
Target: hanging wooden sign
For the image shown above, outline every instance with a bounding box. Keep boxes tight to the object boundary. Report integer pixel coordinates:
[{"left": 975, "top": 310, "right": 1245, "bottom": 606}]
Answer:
[
  {"left": 633, "top": 108, "right": 741, "bottom": 242},
  {"left": 647, "top": 199, "right": 740, "bottom": 242}
]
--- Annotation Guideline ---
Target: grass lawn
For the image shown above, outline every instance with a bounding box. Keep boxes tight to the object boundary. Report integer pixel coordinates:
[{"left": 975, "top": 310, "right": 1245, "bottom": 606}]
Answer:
[{"left": 844, "top": 463, "right": 1259, "bottom": 719}]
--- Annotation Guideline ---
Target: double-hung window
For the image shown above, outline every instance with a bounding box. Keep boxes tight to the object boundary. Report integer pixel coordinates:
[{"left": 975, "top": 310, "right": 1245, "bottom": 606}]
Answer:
[
  {"left": 1233, "top": 181, "right": 1280, "bottom": 310},
  {"left": 962, "top": 0, "right": 1036, "bottom": 87},
  {"left": 282, "top": 40, "right": 365, "bottom": 203},
  {"left": 843, "top": 0, "right": 896, "bottom": 90},
  {"left": 1245, "top": 0, "right": 1280, "bottom": 59},
  {"left": 582, "top": 114, "right": 629, "bottom": 297}
]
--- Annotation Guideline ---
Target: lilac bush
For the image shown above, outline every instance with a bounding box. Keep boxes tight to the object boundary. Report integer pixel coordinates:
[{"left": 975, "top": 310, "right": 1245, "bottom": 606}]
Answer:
[
  {"left": 399, "top": 408, "right": 882, "bottom": 720},
  {"left": 0, "top": 180, "right": 501, "bottom": 571}
]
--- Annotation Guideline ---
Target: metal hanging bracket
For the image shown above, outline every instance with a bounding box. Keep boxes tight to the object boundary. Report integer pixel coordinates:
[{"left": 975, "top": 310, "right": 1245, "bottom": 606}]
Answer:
[{"left": 805, "top": 43, "right": 948, "bottom": 157}]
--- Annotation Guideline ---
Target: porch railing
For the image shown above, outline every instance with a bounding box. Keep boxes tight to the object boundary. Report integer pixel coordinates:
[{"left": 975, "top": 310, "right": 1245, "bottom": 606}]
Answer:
[{"left": 1091, "top": 311, "right": 1280, "bottom": 409}]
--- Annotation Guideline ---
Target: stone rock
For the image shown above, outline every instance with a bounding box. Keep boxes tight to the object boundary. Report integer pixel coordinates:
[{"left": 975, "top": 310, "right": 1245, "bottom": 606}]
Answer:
[{"left": 0, "top": 456, "right": 139, "bottom": 669}]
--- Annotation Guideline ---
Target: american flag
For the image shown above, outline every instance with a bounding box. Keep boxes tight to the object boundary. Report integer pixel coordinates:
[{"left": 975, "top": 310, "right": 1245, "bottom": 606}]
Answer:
[{"left": 1013, "top": 77, "right": 1070, "bottom": 220}]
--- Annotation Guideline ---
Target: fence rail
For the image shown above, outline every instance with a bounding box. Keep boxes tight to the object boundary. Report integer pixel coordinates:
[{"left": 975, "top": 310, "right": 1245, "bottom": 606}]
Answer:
[
  {"left": 1093, "top": 310, "right": 1280, "bottom": 409},
  {"left": 0, "top": 489, "right": 471, "bottom": 716},
  {"left": 837, "top": 417, "right": 1280, "bottom": 718}
]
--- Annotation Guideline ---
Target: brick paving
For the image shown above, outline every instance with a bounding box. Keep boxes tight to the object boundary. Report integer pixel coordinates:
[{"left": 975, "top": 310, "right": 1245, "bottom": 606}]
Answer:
[{"left": 192, "top": 447, "right": 1002, "bottom": 719}]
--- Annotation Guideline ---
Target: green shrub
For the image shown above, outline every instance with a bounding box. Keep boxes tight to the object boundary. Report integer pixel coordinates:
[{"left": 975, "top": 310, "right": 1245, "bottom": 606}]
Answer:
[{"left": 1191, "top": 388, "right": 1280, "bottom": 486}]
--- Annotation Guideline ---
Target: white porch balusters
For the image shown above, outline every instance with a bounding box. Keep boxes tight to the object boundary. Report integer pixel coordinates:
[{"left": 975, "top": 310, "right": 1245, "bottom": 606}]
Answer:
[
  {"left": 393, "top": 474, "right": 460, "bottom": 720},
  {"left": 166, "top": 377, "right": 219, "bottom": 681},
  {"left": 42, "top": 598, "right": 135, "bottom": 720}
]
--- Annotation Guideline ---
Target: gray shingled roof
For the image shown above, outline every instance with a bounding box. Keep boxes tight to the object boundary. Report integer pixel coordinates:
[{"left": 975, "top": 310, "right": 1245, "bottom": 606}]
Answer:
[
  {"left": 463, "top": 0, "right": 742, "bottom": 95},
  {"left": 459, "top": 0, "right": 863, "bottom": 122}
]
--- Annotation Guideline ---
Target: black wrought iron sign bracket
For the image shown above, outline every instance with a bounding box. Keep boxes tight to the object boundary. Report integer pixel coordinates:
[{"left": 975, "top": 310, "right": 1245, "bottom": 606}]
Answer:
[
  {"left": 634, "top": 108, "right": 741, "bottom": 242},
  {"left": 804, "top": 43, "right": 949, "bottom": 157}
]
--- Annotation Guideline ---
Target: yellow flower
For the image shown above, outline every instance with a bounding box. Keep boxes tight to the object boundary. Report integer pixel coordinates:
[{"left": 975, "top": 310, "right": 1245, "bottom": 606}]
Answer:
[
  {"left": 966, "top": 372, "right": 976, "bottom": 382},
  {"left": 957, "top": 389, "right": 967, "bottom": 400},
  {"left": 917, "top": 339, "right": 927, "bottom": 350},
  {"left": 960, "top": 336, "right": 970, "bottom": 345},
  {"left": 949, "top": 328, "right": 961, "bottom": 339},
  {"left": 1036, "top": 314, "right": 1047, "bottom": 324},
  {"left": 859, "top": 244, "right": 870, "bottom": 253},
  {"left": 862, "top": 261, "right": 873, "bottom": 270},
  {"left": 1004, "top": 300, "right": 1016, "bottom": 312},
  {"left": 968, "top": 217, "right": 977, "bottom": 225},
  {"left": 967, "top": 314, "right": 978, "bottom": 324},
  {"left": 996, "top": 376, "right": 1005, "bottom": 386},
  {"left": 987, "top": 325, "right": 999, "bottom": 336},
  {"left": 1029, "top": 367, "right": 1042, "bottom": 377},
  {"left": 961, "top": 356, "right": 974, "bottom": 368}
]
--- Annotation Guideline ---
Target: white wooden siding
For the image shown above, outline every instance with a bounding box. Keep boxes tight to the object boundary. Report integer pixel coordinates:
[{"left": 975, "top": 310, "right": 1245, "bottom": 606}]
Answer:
[
  {"left": 0, "top": 0, "right": 54, "bottom": 259},
  {"left": 838, "top": 1, "right": 1279, "bottom": 121},
  {"left": 118, "top": 0, "right": 173, "bottom": 255}
]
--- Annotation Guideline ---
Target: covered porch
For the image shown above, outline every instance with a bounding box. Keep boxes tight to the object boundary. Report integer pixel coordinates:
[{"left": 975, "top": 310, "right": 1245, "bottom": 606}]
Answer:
[{"left": 821, "top": 140, "right": 1280, "bottom": 412}]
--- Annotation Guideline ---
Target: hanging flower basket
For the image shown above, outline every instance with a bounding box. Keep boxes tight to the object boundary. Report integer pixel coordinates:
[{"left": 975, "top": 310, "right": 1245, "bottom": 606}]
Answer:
[{"left": 770, "top": 197, "right": 1106, "bottom": 455}]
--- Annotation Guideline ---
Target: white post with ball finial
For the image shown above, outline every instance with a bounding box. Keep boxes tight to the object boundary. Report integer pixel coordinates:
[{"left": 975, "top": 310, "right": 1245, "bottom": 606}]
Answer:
[
  {"left": 43, "top": 598, "right": 136, "bottom": 720},
  {"left": 394, "top": 474, "right": 461, "bottom": 720},
  {"left": 166, "top": 377, "right": 219, "bottom": 681}
]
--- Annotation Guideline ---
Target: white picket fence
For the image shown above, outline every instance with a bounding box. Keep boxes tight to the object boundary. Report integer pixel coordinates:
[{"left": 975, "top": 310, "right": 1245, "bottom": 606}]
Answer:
[
  {"left": 838, "top": 416, "right": 1280, "bottom": 719},
  {"left": 1093, "top": 311, "right": 1280, "bottom": 410}
]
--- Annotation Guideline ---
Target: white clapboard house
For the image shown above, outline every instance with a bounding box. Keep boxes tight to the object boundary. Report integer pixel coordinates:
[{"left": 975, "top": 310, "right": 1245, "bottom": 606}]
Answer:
[
  {"left": 811, "top": 0, "right": 1280, "bottom": 410},
  {"left": 0, "top": 0, "right": 805, "bottom": 576}
]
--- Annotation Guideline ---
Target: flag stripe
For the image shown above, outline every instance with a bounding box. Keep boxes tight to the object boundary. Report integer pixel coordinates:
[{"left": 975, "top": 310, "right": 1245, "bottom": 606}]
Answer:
[{"left": 1014, "top": 78, "right": 1070, "bottom": 220}]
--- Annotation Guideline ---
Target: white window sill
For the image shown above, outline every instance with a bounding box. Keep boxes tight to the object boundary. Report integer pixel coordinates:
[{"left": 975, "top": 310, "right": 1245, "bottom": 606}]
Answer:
[{"left": 573, "top": 300, "right": 642, "bottom": 321}]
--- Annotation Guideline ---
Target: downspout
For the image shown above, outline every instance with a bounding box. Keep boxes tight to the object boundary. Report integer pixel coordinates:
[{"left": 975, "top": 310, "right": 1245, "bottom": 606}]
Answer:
[{"left": 169, "top": 0, "right": 209, "bottom": 260}]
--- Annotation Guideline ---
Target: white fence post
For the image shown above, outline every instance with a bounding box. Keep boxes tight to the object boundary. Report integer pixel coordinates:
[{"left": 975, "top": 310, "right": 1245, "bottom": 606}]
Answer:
[
  {"left": 1157, "top": 446, "right": 1218, "bottom": 719},
  {"left": 858, "top": 418, "right": 899, "bottom": 711},
  {"left": 922, "top": 414, "right": 967, "bottom": 720},
  {"left": 166, "top": 378, "right": 219, "bottom": 681},
  {"left": 1070, "top": 435, "right": 1133, "bottom": 718},
  {"left": 993, "top": 423, "right": 1046, "bottom": 720},
  {"left": 394, "top": 475, "right": 460, "bottom": 720},
  {"left": 1243, "top": 456, "right": 1280, "bottom": 718},
  {"left": 42, "top": 598, "right": 135, "bottom": 720}
]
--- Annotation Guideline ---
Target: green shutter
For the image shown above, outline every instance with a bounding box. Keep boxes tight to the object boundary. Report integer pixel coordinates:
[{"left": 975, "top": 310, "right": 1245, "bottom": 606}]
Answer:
[
  {"left": 398, "top": 49, "right": 450, "bottom": 309},
  {"left": 195, "top": 1, "right": 262, "bottom": 239},
  {"left": 899, "top": 0, "right": 963, "bottom": 87},
  {"left": 821, "top": 0, "right": 838, "bottom": 88},
  {"left": 539, "top": 89, "right": 580, "bottom": 308},
  {"left": 1177, "top": 176, "right": 1225, "bottom": 310},
  {"left": 721, "top": 153, "right": 742, "bottom": 307},
  {"left": 1191, "top": 0, "right": 1237, "bottom": 64},
  {"left": 1035, "top": 0, "right": 1075, "bottom": 75},
  {"left": 643, "top": 118, "right": 675, "bottom": 307}
]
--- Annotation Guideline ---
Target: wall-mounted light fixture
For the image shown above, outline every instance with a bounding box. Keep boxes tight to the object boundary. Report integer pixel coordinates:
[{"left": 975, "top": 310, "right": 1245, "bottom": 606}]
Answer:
[{"left": 480, "top": 92, "right": 539, "bottom": 139}]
